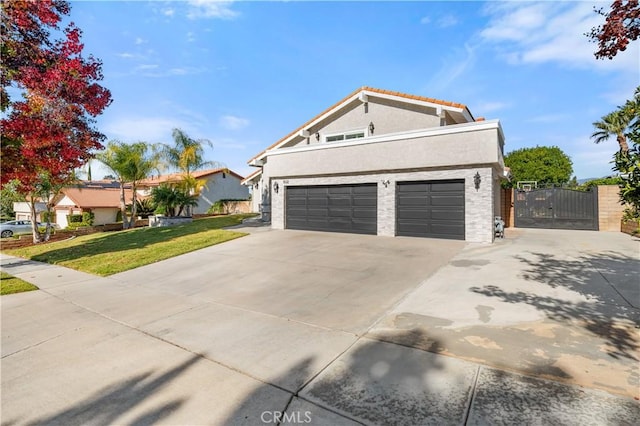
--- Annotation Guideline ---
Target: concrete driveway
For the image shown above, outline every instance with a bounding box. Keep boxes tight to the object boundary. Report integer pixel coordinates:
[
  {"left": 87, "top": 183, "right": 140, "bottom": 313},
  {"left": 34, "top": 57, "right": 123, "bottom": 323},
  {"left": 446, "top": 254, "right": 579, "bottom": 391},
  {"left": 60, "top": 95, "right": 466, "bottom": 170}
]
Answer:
[{"left": 2, "top": 227, "right": 639, "bottom": 425}]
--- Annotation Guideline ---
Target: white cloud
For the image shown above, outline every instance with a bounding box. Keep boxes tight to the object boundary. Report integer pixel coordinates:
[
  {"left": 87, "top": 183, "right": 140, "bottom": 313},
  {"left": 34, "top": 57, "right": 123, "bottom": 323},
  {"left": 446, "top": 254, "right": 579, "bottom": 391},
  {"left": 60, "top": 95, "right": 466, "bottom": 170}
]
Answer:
[
  {"left": 438, "top": 14, "right": 458, "bottom": 28},
  {"left": 186, "top": 0, "right": 238, "bottom": 20},
  {"left": 117, "top": 52, "right": 136, "bottom": 59},
  {"left": 420, "top": 16, "right": 431, "bottom": 25},
  {"left": 480, "top": 2, "right": 638, "bottom": 72},
  {"left": 162, "top": 8, "right": 175, "bottom": 17},
  {"left": 134, "top": 37, "right": 146, "bottom": 45},
  {"left": 427, "top": 43, "right": 476, "bottom": 93},
  {"left": 103, "top": 117, "right": 188, "bottom": 142},
  {"left": 474, "top": 101, "right": 510, "bottom": 114},
  {"left": 220, "top": 115, "right": 249, "bottom": 130}
]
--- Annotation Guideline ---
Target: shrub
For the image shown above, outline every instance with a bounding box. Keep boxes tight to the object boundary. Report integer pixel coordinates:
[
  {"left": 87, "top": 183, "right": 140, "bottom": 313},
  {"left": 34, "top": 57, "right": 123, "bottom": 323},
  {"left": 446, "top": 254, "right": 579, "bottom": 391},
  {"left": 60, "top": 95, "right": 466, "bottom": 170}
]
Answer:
[
  {"left": 82, "top": 212, "right": 95, "bottom": 225},
  {"left": 41, "top": 211, "right": 54, "bottom": 223},
  {"left": 68, "top": 214, "right": 84, "bottom": 223},
  {"left": 207, "top": 199, "right": 248, "bottom": 215}
]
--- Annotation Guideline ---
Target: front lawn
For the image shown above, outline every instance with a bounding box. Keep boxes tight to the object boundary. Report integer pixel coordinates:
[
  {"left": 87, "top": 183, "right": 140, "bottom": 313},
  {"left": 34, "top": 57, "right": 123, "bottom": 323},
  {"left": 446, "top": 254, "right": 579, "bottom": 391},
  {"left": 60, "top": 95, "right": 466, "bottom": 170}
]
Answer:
[
  {"left": 1, "top": 271, "right": 39, "bottom": 295},
  {"left": 2, "top": 214, "right": 255, "bottom": 276}
]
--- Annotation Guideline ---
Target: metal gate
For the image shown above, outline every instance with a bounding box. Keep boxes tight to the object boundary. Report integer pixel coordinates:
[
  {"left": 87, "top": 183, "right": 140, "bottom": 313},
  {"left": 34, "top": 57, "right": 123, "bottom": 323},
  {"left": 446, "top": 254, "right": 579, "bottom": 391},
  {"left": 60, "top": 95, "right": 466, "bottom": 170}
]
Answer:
[{"left": 514, "top": 187, "right": 598, "bottom": 230}]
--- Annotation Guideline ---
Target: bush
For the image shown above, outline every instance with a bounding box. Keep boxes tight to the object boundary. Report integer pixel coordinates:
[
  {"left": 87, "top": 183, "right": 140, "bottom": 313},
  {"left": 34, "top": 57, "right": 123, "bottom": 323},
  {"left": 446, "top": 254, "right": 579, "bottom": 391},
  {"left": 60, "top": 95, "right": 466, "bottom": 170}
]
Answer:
[
  {"left": 68, "top": 214, "right": 84, "bottom": 223},
  {"left": 41, "top": 211, "right": 54, "bottom": 223},
  {"left": 207, "top": 199, "right": 248, "bottom": 215},
  {"left": 82, "top": 212, "right": 95, "bottom": 225}
]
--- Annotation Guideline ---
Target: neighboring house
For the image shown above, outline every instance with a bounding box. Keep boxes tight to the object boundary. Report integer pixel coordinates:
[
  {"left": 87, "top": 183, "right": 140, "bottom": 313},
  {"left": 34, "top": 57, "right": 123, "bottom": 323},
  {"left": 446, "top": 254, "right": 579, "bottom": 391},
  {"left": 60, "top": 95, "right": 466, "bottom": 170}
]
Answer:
[
  {"left": 13, "top": 202, "right": 47, "bottom": 222},
  {"left": 242, "top": 87, "right": 507, "bottom": 243},
  {"left": 139, "top": 168, "right": 249, "bottom": 215},
  {"left": 54, "top": 186, "right": 137, "bottom": 228}
]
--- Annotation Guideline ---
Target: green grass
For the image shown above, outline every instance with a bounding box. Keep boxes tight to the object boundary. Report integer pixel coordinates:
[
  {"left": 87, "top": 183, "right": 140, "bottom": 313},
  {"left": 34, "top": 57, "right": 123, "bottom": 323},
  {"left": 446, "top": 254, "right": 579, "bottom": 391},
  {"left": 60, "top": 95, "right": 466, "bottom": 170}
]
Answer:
[
  {"left": 1, "top": 271, "right": 39, "bottom": 295},
  {"left": 2, "top": 214, "right": 255, "bottom": 276}
]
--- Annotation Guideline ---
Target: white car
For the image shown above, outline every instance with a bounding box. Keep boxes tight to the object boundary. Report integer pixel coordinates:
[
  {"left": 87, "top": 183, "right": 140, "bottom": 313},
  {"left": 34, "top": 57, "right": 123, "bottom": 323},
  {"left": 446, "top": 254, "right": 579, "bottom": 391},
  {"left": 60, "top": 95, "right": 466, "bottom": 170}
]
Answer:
[{"left": 0, "top": 220, "right": 42, "bottom": 238}]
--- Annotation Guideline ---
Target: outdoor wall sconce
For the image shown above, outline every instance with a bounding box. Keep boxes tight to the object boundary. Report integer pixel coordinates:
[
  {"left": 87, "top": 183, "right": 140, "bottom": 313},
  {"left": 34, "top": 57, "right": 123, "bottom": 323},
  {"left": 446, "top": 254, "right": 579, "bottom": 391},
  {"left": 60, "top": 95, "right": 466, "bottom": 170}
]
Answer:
[
  {"left": 382, "top": 179, "right": 390, "bottom": 188},
  {"left": 369, "top": 121, "right": 375, "bottom": 135},
  {"left": 273, "top": 182, "right": 279, "bottom": 194},
  {"left": 315, "top": 132, "right": 320, "bottom": 141},
  {"left": 474, "top": 172, "right": 481, "bottom": 191}
]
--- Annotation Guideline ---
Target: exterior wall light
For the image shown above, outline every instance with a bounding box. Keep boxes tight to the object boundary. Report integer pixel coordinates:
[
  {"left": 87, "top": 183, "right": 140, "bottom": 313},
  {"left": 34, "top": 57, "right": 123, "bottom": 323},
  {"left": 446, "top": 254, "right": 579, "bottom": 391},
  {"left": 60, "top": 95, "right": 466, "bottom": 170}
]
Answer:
[
  {"left": 273, "top": 182, "right": 279, "bottom": 194},
  {"left": 369, "top": 122, "right": 375, "bottom": 135},
  {"left": 474, "top": 172, "right": 481, "bottom": 191},
  {"left": 315, "top": 132, "right": 320, "bottom": 141},
  {"left": 382, "top": 179, "right": 390, "bottom": 188}
]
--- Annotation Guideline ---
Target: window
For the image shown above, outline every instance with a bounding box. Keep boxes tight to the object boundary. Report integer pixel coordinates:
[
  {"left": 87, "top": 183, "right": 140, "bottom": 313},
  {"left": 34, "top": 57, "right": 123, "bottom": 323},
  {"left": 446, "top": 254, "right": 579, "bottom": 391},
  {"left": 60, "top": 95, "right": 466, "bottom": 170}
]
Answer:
[{"left": 325, "top": 129, "right": 366, "bottom": 143}]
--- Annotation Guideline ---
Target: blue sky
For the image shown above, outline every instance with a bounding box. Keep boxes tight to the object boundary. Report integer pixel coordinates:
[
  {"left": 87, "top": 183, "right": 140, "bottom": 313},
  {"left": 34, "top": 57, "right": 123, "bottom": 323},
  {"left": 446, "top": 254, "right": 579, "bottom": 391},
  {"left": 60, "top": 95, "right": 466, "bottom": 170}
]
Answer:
[{"left": 67, "top": 0, "right": 639, "bottom": 180}]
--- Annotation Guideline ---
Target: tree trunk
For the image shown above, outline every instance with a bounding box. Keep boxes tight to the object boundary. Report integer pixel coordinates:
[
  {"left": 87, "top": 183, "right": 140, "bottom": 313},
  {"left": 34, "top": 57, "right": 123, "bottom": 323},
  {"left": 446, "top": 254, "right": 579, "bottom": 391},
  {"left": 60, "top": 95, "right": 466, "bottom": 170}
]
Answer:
[
  {"left": 128, "top": 184, "right": 138, "bottom": 229},
  {"left": 28, "top": 195, "right": 43, "bottom": 244},
  {"left": 618, "top": 133, "right": 629, "bottom": 152},
  {"left": 119, "top": 182, "right": 129, "bottom": 229}
]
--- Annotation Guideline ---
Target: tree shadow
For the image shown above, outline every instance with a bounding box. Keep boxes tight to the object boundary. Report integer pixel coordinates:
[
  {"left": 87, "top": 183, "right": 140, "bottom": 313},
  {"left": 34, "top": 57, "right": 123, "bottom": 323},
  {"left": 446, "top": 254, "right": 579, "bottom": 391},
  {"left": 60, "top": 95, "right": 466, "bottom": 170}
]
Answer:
[
  {"left": 470, "top": 251, "right": 640, "bottom": 361},
  {"left": 223, "top": 329, "right": 474, "bottom": 425},
  {"left": 220, "top": 357, "right": 315, "bottom": 426},
  {"left": 25, "top": 354, "right": 200, "bottom": 426}
]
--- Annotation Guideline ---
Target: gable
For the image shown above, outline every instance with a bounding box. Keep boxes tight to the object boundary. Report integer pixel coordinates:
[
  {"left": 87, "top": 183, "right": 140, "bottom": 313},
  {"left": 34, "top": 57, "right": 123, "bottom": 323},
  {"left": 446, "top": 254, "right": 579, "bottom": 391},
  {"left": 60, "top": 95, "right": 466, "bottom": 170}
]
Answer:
[{"left": 248, "top": 87, "right": 473, "bottom": 165}]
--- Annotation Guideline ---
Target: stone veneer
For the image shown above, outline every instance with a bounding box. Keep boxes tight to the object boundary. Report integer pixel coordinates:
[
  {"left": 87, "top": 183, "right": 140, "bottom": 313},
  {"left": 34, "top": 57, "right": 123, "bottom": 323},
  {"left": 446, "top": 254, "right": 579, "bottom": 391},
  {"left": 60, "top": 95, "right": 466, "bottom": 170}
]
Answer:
[{"left": 269, "top": 167, "right": 495, "bottom": 243}]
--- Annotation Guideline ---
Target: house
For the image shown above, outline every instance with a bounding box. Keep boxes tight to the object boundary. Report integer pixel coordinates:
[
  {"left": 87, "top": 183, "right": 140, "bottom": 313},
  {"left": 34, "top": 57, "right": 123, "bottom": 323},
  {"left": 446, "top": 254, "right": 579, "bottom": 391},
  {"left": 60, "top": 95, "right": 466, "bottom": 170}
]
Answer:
[
  {"left": 242, "top": 87, "right": 506, "bottom": 243},
  {"left": 54, "top": 185, "right": 138, "bottom": 228},
  {"left": 138, "top": 168, "right": 249, "bottom": 215},
  {"left": 13, "top": 202, "right": 47, "bottom": 222}
]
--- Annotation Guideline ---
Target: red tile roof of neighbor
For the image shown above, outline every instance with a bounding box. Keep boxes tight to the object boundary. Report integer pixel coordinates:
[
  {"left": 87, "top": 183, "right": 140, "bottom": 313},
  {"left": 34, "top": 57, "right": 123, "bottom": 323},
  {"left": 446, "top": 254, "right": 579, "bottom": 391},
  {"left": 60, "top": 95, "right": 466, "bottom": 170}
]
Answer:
[
  {"left": 138, "top": 168, "right": 244, "bottom": 186},
  {"left": 56, "top": 187, "right": 140, "bottom": 209},
  {"left": 248, "top": 86, "right": 472, "bottom": 163}
]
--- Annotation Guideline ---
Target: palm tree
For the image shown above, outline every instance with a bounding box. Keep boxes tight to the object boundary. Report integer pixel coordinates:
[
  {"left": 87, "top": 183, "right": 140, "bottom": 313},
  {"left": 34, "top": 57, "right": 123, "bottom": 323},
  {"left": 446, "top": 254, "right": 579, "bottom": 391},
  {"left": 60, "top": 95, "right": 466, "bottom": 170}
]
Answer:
[
  {"left": 161, "top": 128, "right": 222, "bottom": 215},
  {"left": 96, "top": 141, "right": 160, "bottom": 229},
  {"left": 592, "top": 110, "right": 631, "bottom": 153},
  {"left": 163, "top": 128, "right": 218, "bottom": 176}
]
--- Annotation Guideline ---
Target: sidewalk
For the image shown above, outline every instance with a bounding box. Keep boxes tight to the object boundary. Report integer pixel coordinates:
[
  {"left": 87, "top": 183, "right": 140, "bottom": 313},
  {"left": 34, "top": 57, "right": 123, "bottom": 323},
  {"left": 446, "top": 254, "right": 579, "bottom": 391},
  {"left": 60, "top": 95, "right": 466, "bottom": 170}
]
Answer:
[{"left": 2, "top": 238, "right": 639, "bottom": 425}]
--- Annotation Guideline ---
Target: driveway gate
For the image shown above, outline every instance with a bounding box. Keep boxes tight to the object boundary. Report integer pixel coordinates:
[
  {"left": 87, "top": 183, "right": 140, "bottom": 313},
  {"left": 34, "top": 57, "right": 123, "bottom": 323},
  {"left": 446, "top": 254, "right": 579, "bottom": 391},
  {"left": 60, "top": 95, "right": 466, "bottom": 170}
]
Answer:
[{"left": 514, "top": 187, "right": 598, "bottom": 230}]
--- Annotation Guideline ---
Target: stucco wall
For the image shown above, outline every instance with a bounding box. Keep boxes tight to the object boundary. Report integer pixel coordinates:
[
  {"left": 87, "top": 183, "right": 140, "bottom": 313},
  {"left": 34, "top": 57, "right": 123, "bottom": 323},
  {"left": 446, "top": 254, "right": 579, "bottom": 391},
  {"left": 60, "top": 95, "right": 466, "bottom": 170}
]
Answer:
[
  {"left": 270, "top": 167, "right": 495, "bottom": 243},
  {"left": 266, "top": 127, "right": 502, "bottom": 178},
  {"left": 194, "top": 173, "right": 250, "bottom": 214},
  {"left": 281, "top": 98, "right": 444, "bottom": 150},
  {"left": 92, "top": 208, "right": 118, "bottom": 225}
]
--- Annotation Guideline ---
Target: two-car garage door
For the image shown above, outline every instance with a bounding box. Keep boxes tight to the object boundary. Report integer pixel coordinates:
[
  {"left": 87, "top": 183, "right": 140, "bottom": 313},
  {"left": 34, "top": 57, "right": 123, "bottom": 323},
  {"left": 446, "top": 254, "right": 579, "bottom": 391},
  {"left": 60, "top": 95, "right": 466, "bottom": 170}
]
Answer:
[
  {"left": 285, "top": 180, "right": 465, "bottom": 239},
  {"left": 286, "top": 184, "right": 378, "bottom": 235}
]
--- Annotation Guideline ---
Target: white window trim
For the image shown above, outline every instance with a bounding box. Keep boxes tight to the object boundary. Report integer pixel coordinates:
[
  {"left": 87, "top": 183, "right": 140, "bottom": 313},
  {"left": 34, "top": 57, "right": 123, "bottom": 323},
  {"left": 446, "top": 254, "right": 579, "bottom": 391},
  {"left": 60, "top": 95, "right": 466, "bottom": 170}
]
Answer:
[{"left": 324, "top": 127, "right": 368, "bottom": 143}]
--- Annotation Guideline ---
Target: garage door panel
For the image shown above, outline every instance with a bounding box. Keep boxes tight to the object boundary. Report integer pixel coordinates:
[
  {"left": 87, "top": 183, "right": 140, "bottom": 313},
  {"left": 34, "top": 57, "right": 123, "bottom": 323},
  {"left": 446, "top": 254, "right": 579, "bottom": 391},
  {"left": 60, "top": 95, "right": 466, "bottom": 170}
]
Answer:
[
  {"left": 430, "top": 182, "right": 465, "bottom": 192},
  {"left": 431, "top": 195, "right": 464, "bottom": 206},
  {"left": 431, "top": 209, "right": 464, "bottom": 221},
  {"left": 353, "top": 197, "right": 377, "bottom": 207},
  {"left": 286, "top": 184, "right": 377, "bottom": 235},
  {"left": 397, "top": 180, "right": 465, "bottom": 240},
  {"left": 398, "top": 183, "right": 429, "bottom": 193}
]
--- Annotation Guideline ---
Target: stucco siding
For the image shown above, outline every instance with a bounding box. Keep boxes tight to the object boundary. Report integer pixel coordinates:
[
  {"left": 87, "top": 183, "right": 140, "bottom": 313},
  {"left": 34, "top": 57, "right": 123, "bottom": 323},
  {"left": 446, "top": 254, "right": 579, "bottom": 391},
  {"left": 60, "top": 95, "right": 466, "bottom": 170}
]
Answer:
[
  {"left": 194, "top": 173, "right": 249, "bottom": 214},
  {"left": 93, "top": 208, "right": 117, "bottom": 225},
  {"left": 268, "top": 128, "right": 500, "bottom": 178},
  {"left": 270, "top": 167, "right": 495, "bottom": 243}
]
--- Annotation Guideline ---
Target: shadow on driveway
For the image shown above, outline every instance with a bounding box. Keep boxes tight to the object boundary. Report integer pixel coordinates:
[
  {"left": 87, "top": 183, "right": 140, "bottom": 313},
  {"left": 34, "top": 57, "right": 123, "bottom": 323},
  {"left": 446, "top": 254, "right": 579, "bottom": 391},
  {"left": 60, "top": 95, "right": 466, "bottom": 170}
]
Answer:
[{"left": 471, "top": 251, "right": 640, "bottom": 361}]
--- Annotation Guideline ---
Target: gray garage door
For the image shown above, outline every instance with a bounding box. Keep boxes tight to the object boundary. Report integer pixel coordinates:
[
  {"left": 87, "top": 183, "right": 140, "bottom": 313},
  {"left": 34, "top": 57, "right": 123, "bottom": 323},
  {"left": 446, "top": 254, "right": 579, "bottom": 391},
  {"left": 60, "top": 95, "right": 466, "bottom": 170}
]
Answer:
[
  {"left": 396, "top": 180, "right": 465, "bottom": 240},
  {"left": 286, "top": 184, "right": 377, "bottom": 235}
]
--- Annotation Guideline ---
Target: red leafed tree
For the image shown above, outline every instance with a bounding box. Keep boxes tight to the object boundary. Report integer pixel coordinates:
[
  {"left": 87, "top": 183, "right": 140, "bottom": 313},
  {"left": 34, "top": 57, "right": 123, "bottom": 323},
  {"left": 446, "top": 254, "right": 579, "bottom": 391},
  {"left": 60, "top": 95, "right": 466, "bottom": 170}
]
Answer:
[
  {"left": 1, "top": 0, "right": 112, "bottom": 242},
  {"left": 588, "top": 0, "right": 640, "bottom": 59}
]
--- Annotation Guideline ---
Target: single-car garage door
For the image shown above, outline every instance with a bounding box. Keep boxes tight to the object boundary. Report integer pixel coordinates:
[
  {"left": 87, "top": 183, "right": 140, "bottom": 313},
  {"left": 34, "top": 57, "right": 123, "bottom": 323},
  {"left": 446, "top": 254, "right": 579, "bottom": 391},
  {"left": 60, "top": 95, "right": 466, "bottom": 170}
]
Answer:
[
  {"left": 396, "top": 180, "right": 465, "bottom": 240},
  {"left": 286, "top": 184, "right": 377, "bottom": 235}
]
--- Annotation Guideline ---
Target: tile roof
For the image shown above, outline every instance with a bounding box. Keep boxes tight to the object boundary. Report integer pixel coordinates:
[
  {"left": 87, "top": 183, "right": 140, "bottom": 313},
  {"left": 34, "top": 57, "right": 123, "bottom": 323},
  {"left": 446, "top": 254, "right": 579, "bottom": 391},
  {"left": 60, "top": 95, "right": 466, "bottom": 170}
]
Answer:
[
  {"left": 248, "top": 86, "right": 471, "bottom": 163},
  {"left": 138, "top": 168, "right": 244, "bottom": 186},
  {"left": 57, "top": 187, "right": 139, "bottom": 209}
]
